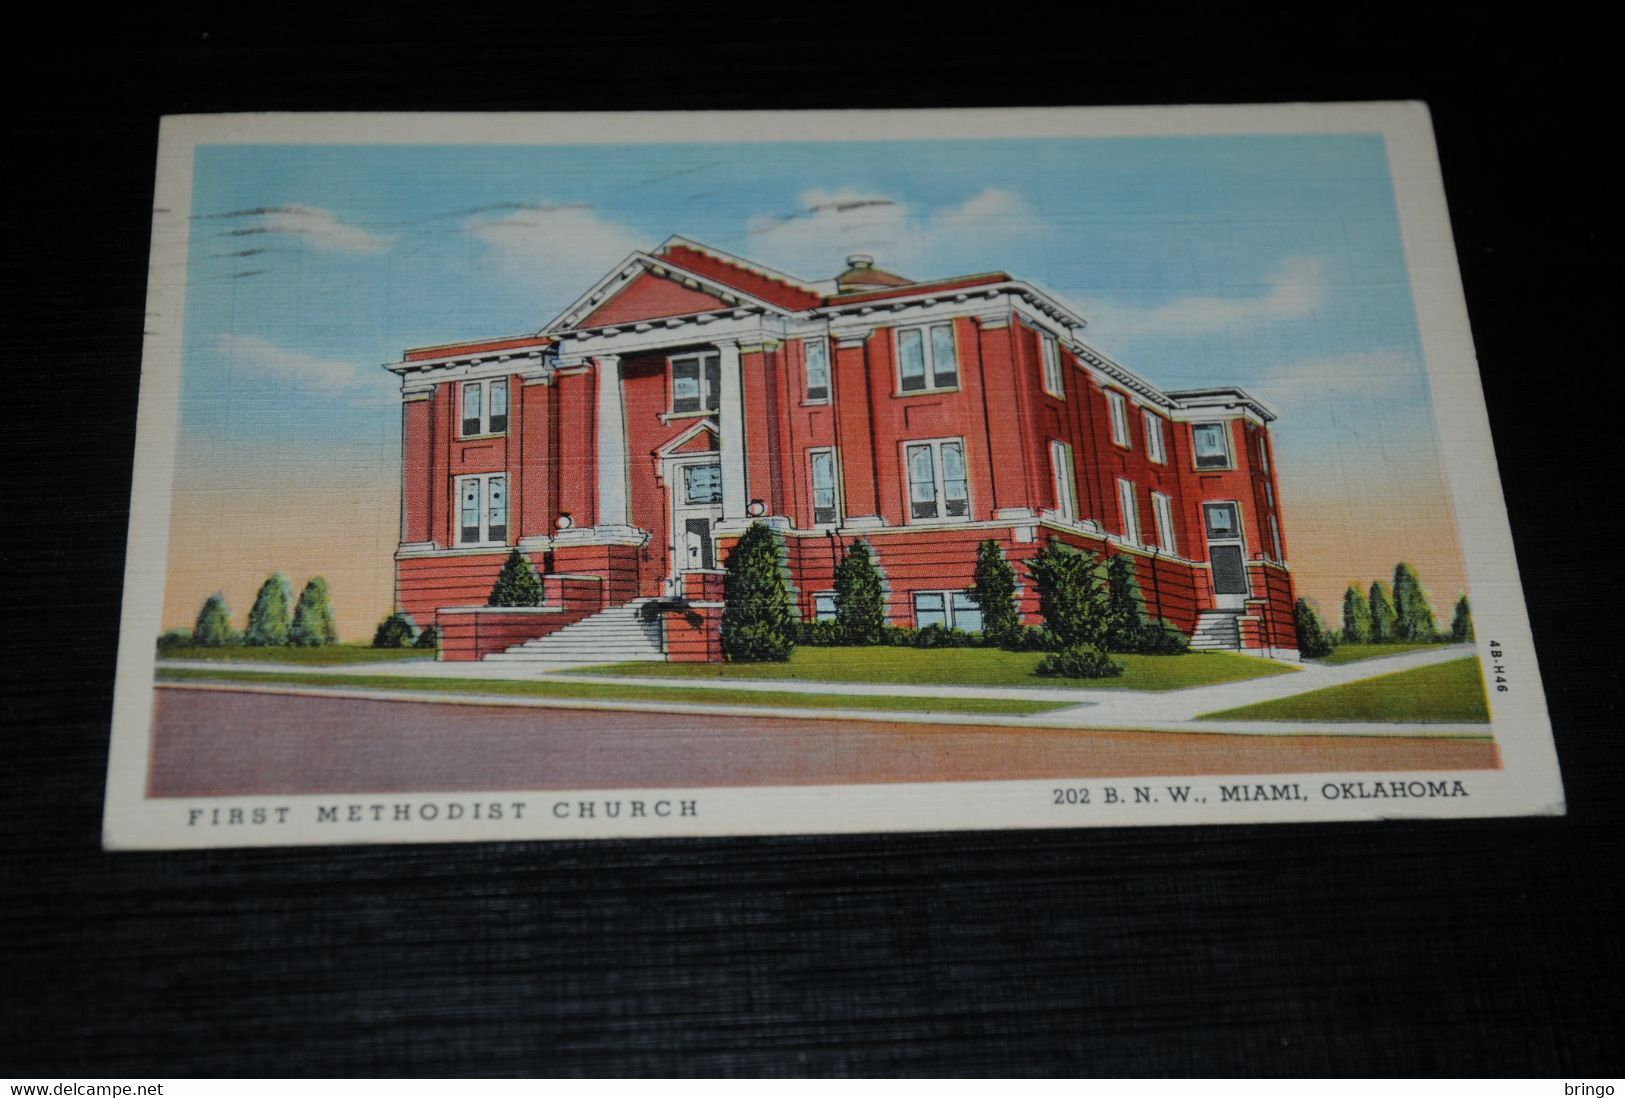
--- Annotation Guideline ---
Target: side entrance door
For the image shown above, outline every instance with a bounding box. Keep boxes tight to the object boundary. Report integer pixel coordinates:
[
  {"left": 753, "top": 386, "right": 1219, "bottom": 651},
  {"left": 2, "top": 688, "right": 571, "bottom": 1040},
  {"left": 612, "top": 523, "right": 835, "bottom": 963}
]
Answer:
[
  {"left": 670, "top": 459, "right": 724, "bottom": 582},
  {"left": 1203, "top": 502, "right": 1250, "bottom": 609}
]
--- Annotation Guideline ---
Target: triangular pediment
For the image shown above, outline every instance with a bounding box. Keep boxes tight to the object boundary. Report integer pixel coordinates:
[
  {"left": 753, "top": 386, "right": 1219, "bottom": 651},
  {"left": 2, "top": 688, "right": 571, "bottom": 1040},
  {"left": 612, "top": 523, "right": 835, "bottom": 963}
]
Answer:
[
  {"left": 579, "top": 270, "right": 733, "bottom": 328},
  {"left": 657, "top": 419, "right": 721, "bottom": 458}
]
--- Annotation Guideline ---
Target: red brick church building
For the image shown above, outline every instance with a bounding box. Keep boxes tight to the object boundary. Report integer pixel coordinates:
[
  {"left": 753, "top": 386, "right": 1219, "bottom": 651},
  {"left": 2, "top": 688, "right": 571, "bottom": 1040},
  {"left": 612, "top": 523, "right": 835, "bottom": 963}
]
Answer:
[{"left": 385, "top": 238, "right": 1298, "bottom": 663}]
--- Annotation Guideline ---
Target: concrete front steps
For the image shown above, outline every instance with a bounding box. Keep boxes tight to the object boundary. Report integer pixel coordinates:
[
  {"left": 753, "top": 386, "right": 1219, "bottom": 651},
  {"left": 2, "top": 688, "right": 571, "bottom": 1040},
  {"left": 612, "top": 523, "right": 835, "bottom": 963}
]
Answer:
[
  {"left": 1189, "top": 610, "right": 1243, "bottom": 651},
  {"left": 484, "top": 597, "right": 666, "bottom": 665}
]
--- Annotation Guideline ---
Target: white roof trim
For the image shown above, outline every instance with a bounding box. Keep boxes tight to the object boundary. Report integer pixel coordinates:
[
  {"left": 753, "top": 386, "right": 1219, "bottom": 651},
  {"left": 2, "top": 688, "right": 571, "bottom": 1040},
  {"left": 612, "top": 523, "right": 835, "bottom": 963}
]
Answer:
[{"left": 542, "top": 250, "right": 800, "bottom": 335}]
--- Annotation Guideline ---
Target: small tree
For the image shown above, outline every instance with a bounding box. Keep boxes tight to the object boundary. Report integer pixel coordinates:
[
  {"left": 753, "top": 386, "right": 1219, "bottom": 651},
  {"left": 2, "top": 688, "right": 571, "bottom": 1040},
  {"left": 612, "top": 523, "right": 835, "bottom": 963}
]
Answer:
[
  {"left": 1368, "top": 580, "right": 1398, "bottom": 643},
  {"left": 414, "top": 624, "right": 441, "bottom": 650},
  {"left": 969, "top": 539, "right": 1020, "bottom": 644},
  {"left": 834, "top": 539, "right": 887, "bottom": 645},
  {"left": 1027, "top": 539, "right": 1110, "bottom": 649},
  {"left": 372, "top": 611, "right": 417, "bottom": 648},
  {"left": 244, "top": 573, "right": 292, "bottom": 646},
  {"left": 289, "top": 577, "right": 338, "bottom": 646},
  {"left": 1341, "top": 584, "right": 1372, "bottom": 645},
  {"left": 192, "top": 592, "right": 233, "bottom": 647},
  {"left": 1450, "top": 595, "right": 1475, "bottom": 643},
  {"left": 1294, "top": 597, "right": 1337, "bottom": 659},
  {"left": 721, "top": 521, "right": 796, "bottom": 662},
  {"left": 489, "top": 549, "right": 545, "bottom": 607},
  {"left": 1392, "top": 562, "right": 1437, "bottom": 641},
  {"left": 1103, "top": 553, "right": 1151, "bottom": 653}
]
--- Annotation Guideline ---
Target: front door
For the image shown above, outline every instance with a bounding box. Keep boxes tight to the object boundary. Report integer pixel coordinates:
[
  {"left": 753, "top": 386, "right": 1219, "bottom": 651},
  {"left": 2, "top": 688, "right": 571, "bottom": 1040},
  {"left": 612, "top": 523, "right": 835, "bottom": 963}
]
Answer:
[
  {"left": 1203, "top": 502, "right": 1250, "bottom": 609},
  {"left": 670, "top": 459, "right": 724, "bottom": 585}
]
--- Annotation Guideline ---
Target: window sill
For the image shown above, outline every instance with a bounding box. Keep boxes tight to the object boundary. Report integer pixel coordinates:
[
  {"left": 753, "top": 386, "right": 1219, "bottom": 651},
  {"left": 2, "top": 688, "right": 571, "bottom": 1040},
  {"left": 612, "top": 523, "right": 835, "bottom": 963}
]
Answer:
[
  {"left": 893, "top": 385, "right": 962, "bottom": 398},
  {"left": 458, "top": 432, "right": 508, "bottom": 442},
  {"left": 660, "top": 410, "right": 718, "bottom": 423}
]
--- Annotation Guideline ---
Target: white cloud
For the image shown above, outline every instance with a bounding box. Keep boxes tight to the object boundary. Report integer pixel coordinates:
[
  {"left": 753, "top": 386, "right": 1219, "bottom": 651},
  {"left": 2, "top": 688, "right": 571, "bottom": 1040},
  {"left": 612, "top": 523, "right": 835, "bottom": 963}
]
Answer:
[
  {"left": 742, "top": 187, "right": 1042, "bottom": 281},
  {"left": 215, "top": 334, "right": 391, "bottom": 401},
  {"left": 1079, "top": 256, "right": 1329, "bottom": 343},
  {"left": 463, "top": 203, "right": 650, "bottom": 310},
  {"left": 216, "top": 204, "right": 394, "bottom": 254}
]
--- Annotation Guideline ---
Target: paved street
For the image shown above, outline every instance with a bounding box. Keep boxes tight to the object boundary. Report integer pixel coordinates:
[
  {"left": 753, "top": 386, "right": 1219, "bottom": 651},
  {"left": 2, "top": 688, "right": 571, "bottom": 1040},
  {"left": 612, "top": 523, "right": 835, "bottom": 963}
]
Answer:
[{"left": 149, "top": 683, "right": 1499, "bottom": 798}]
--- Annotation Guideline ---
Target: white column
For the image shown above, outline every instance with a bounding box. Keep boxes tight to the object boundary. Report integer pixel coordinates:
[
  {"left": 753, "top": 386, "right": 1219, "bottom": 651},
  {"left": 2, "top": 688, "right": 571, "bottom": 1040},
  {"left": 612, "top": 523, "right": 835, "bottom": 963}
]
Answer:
[
  {"left": 594, "top": 354, "right": 630, "bottom": 531},
  {"left": 716, "top": 340, "right": 748, "bottom": 521}
]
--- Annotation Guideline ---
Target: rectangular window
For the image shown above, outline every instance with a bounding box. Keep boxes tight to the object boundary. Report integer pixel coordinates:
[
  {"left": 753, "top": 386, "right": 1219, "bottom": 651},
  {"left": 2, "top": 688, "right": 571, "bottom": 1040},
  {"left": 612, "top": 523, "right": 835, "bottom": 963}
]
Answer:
[
  {"left": 459, "top": 378, "right": 509, "bottom": 437},
  {"left": 682, "top": 463, "right": 723, "bottom": 505},
  {"left": 1106, "top": 390, "right": 1132, "bottom": 448},
  {"left": 896, "top": 322, "right": 959, "bottom": 392},
  {"left": 456, "top": 473, "right": 508, "bottom": 545},
  {"left": 1152, "top": 490, "right": 1177, "bottom": 554},
  {"left": 1204, "top": 501, "right": 1241, "bottom": 541},
  {"left": 804, "top": 338, "right": 830, "bottom": 403},
  {"left": 1192, "top": 422, "right": 1232, "bottom": 469},
  {"left": 1049, "top": 439, "right": 1077, "bottom": 521},
  {"left": 904, "top": 438, "right": 969, "bottom": 521},
  {"left": 670, "top": 352, "right": 721, "bottom": 414},
  {"left": 1116, "top": 478, "right": 1141, "bottom": 545},
  {"left": 1268, "top": 514, "right": 1283, "bottom": 562},
  {"left": 813, "top": 592, "right": 837, "bottom": 622},
  {"left": 1257, "top": 433, "right": 1271, "bottom": 473},
  {"left": 911, "top": 590, "right": 984, "bottom": 632},
  {"left": 1144, "top": 410, "right": 1166, "bottom": 464},
  {"left": 809, "top": 448, "right": 838, "bottom": 525},
  {"left": 1039, "top": 331, "right": 1064, "bottom": 397}
]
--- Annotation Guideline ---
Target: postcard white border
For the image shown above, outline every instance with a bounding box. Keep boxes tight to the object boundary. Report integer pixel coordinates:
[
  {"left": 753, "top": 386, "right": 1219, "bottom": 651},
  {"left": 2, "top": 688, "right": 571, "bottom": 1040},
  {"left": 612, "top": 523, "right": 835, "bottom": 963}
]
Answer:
[{"left": 104, "top": 103, "right": 1564, "bottom": 849}]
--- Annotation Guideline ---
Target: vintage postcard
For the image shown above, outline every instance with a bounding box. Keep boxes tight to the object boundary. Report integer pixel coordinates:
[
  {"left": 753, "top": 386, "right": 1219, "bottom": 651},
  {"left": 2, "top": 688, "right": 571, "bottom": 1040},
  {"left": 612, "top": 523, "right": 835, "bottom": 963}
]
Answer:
[{"left": 104, "top": 104, "right": 1563, "bottom": 848}]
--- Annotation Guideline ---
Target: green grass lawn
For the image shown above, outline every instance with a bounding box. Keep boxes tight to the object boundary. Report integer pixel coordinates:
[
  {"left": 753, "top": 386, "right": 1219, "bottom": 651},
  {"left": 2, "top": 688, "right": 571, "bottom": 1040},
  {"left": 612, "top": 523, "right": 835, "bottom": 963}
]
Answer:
[
  {"left": 154, "top": 666, "right": 1069, "bottom": 717},
  {"left": 1199, "top": 656, "right": 1491, "bottom": 723},
  {"left": 157, "top": 643, "right": 435, "bottom": 665},
  {"left": 1311, "top": 642, "right": 1449, "bottom": 666},
  {"left": 567, "top": 646, "right": 1299, "bottom": 692}
]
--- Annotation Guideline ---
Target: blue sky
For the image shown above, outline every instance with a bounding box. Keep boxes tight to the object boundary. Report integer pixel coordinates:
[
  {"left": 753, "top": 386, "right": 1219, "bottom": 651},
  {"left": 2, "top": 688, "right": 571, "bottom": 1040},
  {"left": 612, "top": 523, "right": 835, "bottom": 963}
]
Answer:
[{"left": 167, "top": 133, "right": 1464, "bottom": 632}]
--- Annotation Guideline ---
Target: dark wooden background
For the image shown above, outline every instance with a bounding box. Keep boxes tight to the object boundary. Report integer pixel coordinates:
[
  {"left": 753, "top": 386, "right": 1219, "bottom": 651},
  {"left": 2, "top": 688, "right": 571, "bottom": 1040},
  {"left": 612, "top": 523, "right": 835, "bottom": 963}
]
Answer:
[{"left": 4, "top": 6, "right": 1621, "bottom": 1077}]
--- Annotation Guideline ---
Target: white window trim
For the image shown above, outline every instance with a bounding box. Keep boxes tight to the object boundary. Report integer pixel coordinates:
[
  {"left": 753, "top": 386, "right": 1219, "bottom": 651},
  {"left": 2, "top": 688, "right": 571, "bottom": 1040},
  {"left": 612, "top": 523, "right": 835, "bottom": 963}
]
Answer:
[
  {"left": 1106, "top": 390, "right": 1132, "bottom": 449},
  {"left": 668, "top": 351, "right": 721, "bottom": 415},
  {"left": 1116, "top": 477, "right": 1141, "bottom": 546},
  {"left": 1268, "top": 513, "right": 1284, "bottom": 562},
  {"left": 459, "top": 378, "right": 509, "bottom": 439},
  {"left": 803, "top": 337, "right": 831, "bottom": 405},
  {"left": 912, "top": 589, "right": 983, "bottom": 632},
  {"left": 1144, "top": 410, "right": 1166, "bottom": 464},
  {"left": 1152, "top": 490, "right": 1177, "bottom": 555},
  {"left": 903, "top": 437, "right": 971, "bottom": 524},
  {"left": 894, "top": 322, "right": 960, "bottom": 394},
  {"left": 812, "top": 591, "right": 838, "bottom": 622},
  {"left": 1192, "top": 420, "right": 1235, "bottom": 470},
  {"left": 1039, "top": 330, "right": 1065, "bottom": 398},
  {"left": 455, "top": 472, "right": 509, "bottom": 547},
  {"left": 1049, "top": 439, "right": 1077, "bottom": 521},
  {"left": 808, "top": 446, "right": 840, "bottom": 527},
  {"left": 1202, "top": 500, "right": 1247, "bottom": 550}
]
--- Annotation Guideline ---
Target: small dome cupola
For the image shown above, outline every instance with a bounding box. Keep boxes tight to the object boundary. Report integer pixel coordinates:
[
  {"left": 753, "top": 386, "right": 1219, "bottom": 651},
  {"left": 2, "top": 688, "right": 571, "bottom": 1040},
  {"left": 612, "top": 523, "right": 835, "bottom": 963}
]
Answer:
[{"left": 835, "top": 253, "right": 914, "bottom": 293}]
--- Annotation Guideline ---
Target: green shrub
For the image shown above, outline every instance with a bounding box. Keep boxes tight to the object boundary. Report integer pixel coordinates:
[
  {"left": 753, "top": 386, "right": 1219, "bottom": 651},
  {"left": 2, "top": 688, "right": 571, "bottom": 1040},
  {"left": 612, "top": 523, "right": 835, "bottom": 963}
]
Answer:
[
  {"left": 1392, "top": 562, "right": 1437, "bottom": 641},
  {"left": 289, "top": 577, "right": 338, "bottom": 646},
  {"left": 1104, "top": 554, "right": 1151, "bottom": 652},
  {"left": 880, "top": 623, "right": 983, "bottom": 649},
  {"left": 969, "top": 539, "right": 1021, "bottom": 643},
  {"left": 489, "top": 549, "right": 545, "bottom": 607},
  {"left": 414, "top": 624, "right": 441, "bottom": 650},
  {"left": 1003, "top": 624, "right": 1061, "bottom": 652},
  {"left": 1132, "top": 619, "right": 1190, "bottom": 655},
  {"left": 372, "top": 611, "right": 417, "bottom": 649},
  {"left": 1027, "top": 539, "right": 1110, "bottom": 649},
  {"left": 244, "top": 573, "right": 293, "bottom": 646},
  {"left": 192, "top": 592, "right": 233, "bottom": 647},
  {"left": 156, "top": 629, "right": 194, "bottom": 652},
  {"left": 721, "top": 522, "right": 796, "bottom": 662},
  {"left": 1341, "top": 583, "right": 1372, "bottom": 644},
  {"left": 834, "top": 540, "right": 887, "bottom": 645},
  {"left": 1450, "top": 595, "right": 1475, "bottom": 643},
  {"left": 1036, "top": 643, "right": 1125, "bottom": 680},
  {"left": 1368, "top": 580, "right": 1397, "bottom": 643},
  {"left": 1293, "top": 597, "right": 1338, "bottom": 658},
  {"left": 796, "top": 619, "right": 846, "bottom": 646}
]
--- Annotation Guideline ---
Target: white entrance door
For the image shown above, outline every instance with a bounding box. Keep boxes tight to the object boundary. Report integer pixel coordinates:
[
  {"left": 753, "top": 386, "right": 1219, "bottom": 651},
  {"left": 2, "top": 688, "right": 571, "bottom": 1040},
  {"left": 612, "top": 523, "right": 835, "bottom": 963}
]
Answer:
[
  {"left": 670, "top": 459, "right": 724, "bottom": 581},
  {"left": 1203, "top": 501, "right": 1250, "bottom": 609}
]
